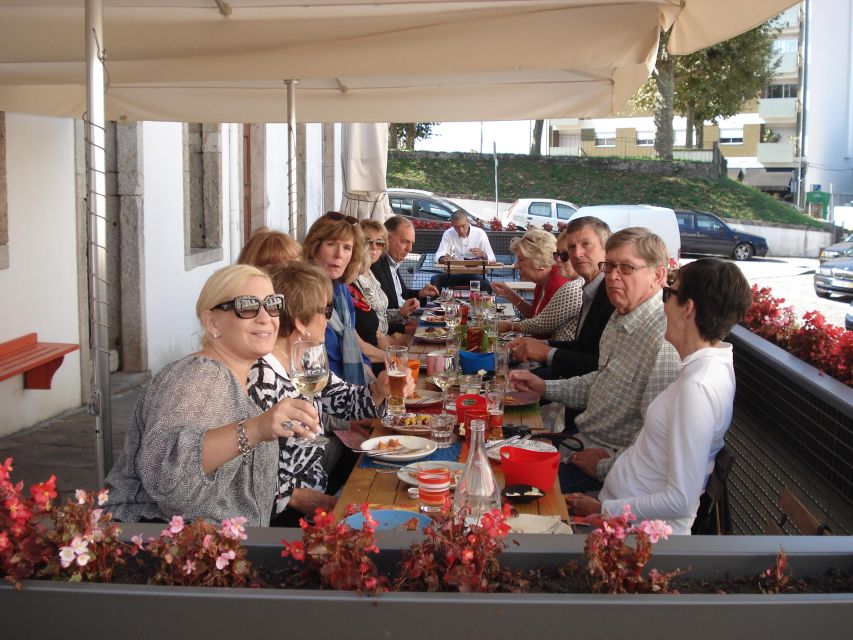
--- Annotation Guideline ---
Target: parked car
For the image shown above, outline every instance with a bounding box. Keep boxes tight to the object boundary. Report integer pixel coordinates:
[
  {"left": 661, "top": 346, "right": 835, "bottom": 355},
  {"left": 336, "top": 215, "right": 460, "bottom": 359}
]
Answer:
[
  {"left": 568, "top": 204, "right": 681, "bottom": 260},
  {"left": 386, "top": 188, "right": 482, "bottom": 228},
  {"left": 818, "top": 232, "right": 853, "bottom": 263},
  {"left": 846, "top": 302, "right": 853, "bottom": 331},
  {"left": 501, "top": 198, "right": 579, "bottom": 230},
  {"left": 675, "top": 210, "right": 768, "bottom": 261},
  {"left": 814, "top": 248, "right": 853, "bottom": 298}
]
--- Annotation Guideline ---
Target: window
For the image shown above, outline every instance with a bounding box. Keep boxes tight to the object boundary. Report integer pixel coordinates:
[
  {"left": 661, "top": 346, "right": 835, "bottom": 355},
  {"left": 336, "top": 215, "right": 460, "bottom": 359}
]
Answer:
[
  {"left": 696, "top": 214, "right": 724, "bottom": 232},
  {"left": 0, "top": 112, "right": 6, "bottom": 270},
  {"left": 556, "top": 204, "right": 574, "bottom": 220},
  {"left": 676, "top": 212, "right": 694, "bottom": 230},
  {"left": 416, "top": 199, "right": 451, "bottom": 221},
  {"left": 389, "top": 196, "right": 414, "bottom": 216},
  {"left": 719, "top": 128, "right": 743, "bottom": 145},
  {"left": 764, "top": 84, "right": 798, "bottom": 99},
  {"left": 528, "top": 202, "right": 552, "bottom": 218},
  {"left": 594, "top": 134, "right": 615, "bottom": 148},
  {"left": 183, "top": 123, "right": 223, "bottom": 269},
  {"left": 636, "top": 132, "right": 655, "bottom": 147},
  {"left": 773, "top": 38, "right": 798, "bottom": 55}
]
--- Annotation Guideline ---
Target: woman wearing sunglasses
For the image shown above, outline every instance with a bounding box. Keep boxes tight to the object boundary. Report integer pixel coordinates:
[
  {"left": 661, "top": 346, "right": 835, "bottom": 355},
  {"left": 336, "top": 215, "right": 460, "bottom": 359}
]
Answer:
[
  {"left": 565, "top": 258, "right": 752, "bottom": 534},
  {"left": 495, "top": 228, "right": 583, "bottom": 340},
  {"left": 247, "top": 262, "right": 406, "bottom": 526},
  {"left": 105, "top": 264, "right": 319, "bottom": 526}
]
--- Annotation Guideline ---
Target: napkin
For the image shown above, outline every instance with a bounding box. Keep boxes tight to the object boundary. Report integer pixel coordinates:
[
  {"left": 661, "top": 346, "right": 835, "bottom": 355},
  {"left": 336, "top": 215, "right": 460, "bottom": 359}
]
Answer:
[{"left": 505, "top": 514, "right": 573, "bottom": 535}]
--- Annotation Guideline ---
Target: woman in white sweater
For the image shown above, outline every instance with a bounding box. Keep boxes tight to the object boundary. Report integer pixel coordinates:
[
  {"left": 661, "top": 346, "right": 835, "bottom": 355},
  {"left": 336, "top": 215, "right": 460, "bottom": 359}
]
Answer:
[{"left": 566, "top": 258, "right": 752, "bottom": 534}]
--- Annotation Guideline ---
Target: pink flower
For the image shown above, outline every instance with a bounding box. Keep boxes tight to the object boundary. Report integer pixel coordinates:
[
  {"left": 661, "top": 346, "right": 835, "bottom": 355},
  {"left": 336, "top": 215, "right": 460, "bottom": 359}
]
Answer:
[
  {"left": 461, "top": 548, "right": 475, "bottom": 563},
  {"left": 90, "top": 509, "right": 103, "bottom": 525},
  {"left": 97, "top": 489, "right": 109, "bottom": 506},
  {"left": 75, "top": 551, "right": 92, "bottom": 567},
  {"left": 620, "top": 504, "right": 636, "bottom": 522},
  {"left": 167, "top": 515, "right": 185, "bottom": 535},
  {"left": 220, "top": 516, "right": 248, "bottom": 541},
  {"left": 364, "top": 576, "right": 378, "bottom": 590},
  {"left": 202, "top": 534, "right": 214, "bottom": 549},
  {"left": 131, "top": 534, "right": 145, "bottom": 550},
  {"left": 58, "top": 545, "right": 77, "bottom": 569},
  {"left": 59, "top": 535, "right": 91, "bottom": 569},
  {"left": 638, "top": 519, "right": 673, "bottom": 543},
  {"left": 75, "top": 489, "right": 88, "bottom": 504},
  {"left": 215, "top": 549, "right": 236, "bottom": 570},
  {"left": 183, "top": 559, "right": 197, "bottom": 575}
]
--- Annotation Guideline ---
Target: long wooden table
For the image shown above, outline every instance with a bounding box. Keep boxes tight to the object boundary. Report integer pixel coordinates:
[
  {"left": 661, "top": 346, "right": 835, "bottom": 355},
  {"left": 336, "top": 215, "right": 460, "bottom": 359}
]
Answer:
[
  {"left": 442, "top": 259, "right": 511, "bottom": 278},
  {"left": 333, "top": 337, "right": 569, "bottom": 523}
]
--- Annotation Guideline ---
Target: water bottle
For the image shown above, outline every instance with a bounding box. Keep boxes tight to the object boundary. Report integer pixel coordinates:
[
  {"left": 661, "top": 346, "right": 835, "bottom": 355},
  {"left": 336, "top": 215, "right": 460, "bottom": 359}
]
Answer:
[{"left": 453, "top": 419, "right": 501, "bottom": 524}]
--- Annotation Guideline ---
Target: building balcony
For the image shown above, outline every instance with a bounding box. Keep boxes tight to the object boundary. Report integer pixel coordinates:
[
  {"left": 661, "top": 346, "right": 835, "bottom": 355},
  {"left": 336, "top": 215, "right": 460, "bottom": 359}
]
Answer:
[
  {"left": 757, "top": 141, "right": 795, "bottom": 164},
  {"left": 759, "top": 97, "right": 798, "bottom": 122},
  {"left": 776, "top": 51, "right": 799, "bottom": 74}
]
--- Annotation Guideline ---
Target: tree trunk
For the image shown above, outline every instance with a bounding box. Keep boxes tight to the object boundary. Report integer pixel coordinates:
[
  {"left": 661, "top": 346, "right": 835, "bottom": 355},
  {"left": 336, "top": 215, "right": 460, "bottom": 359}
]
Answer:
[
  {"left": 653, "top": 57, "right": 674, "bottom": 161},
  {"left": 404, "top": 123, "right": 416, "bottom": 151},
  {"left": 684, "top": 104, "right": 694, "bottom": 149},
  {"left": 530, "top": 120, "right": 544, "bottom": 156},
  {"left": 695, "top": 118, "right": 705, "bottom": 148}
]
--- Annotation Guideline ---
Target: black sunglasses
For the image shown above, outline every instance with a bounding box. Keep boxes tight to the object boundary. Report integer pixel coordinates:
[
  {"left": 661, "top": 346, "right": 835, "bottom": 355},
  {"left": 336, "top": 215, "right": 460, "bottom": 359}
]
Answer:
[
  {"left": 319, "top": 304, "right": 334, "bottom": 319},
  {"left": 661, "top": 286, "right": 679, "bottom": 303},
  {"left": 552, "top": 251, "right": 570, "bottom": 262},
  {"left": 325, "top": 211, "right": 359, "bottom": 225},
  {"left": 211, "top": 294, "right": 284, "bottom": 319}
]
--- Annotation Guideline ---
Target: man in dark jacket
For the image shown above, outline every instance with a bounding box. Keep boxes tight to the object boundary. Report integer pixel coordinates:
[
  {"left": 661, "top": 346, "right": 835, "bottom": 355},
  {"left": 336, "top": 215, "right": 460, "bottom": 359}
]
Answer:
[
  {"left": 371, "top": 215, "right": 439, "bottom": 333},
  {"left": 508, "top": 216, "right": 614, "bottom": 379}
]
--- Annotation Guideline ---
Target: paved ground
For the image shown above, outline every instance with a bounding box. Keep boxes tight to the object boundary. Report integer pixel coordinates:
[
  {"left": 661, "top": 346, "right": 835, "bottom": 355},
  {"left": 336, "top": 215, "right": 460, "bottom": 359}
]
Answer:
[{"left": 1, "top": 256, "right": 847, "bottom": 500}]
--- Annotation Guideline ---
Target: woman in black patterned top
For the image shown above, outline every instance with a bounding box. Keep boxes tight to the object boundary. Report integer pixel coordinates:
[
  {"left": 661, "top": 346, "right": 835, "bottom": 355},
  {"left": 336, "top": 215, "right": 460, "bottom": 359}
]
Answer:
[{"left": 247, "top": 262, "right": 412, "bottom": 525}]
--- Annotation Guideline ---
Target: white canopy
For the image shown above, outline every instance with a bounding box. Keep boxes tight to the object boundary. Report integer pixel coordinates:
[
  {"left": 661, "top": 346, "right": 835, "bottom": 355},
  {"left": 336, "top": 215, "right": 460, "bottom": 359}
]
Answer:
[{"left": 0, "top": 0, "right": 798, "bottom": 123}]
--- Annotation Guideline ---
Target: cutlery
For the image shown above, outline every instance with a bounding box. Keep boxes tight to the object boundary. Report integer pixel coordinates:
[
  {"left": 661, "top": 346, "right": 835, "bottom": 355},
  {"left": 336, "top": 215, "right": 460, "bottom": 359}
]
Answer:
[{"left": 485, "top": 435, "right": 521, "bottom": 450}]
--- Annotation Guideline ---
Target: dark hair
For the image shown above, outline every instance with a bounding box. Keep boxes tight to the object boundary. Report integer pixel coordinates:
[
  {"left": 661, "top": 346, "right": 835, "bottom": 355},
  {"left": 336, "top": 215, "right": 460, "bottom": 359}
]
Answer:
[
  {"left": 384, "top": 215, "right": 413, "bottom": 233},
  {"left": 563, "top": 216, "right": 612, "bottom": 246},
  {"left": 674, "top": 258, "right": 752, "bottom": 341}
]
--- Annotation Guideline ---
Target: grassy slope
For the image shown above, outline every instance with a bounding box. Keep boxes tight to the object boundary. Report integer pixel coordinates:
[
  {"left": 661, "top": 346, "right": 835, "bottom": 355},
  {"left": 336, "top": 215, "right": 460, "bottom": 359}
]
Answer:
[{"left": 387, "top": 152, "right": 823, "bottom": 228}]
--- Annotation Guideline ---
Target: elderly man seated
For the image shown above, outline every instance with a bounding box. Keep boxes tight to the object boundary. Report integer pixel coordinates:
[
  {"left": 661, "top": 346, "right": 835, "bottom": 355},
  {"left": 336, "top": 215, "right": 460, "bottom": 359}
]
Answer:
[
  {"left": 430, "top": 210, "right": 496, "bottom": 293},
  {"left": 509, "top": 228, "right": 680, "bottom": 493}
]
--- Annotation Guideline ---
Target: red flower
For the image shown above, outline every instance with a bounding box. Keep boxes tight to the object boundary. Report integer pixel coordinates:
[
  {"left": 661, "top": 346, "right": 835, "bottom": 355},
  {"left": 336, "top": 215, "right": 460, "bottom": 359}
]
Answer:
[{"left": 29, "top": 475, "right": 58, "bottom": 510}]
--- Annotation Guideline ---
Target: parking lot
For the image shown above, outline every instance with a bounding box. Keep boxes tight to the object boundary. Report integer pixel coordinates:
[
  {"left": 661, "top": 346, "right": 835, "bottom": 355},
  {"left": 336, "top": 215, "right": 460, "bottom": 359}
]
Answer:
[{"left": 684, "top": 256, "right": 850, "bottom": 328}]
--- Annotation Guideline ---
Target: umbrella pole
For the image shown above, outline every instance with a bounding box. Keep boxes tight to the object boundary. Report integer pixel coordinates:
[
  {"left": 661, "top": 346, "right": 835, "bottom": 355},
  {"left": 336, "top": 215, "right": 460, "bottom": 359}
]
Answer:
[
  {"left": 86, "top": 0, "right": 112, "bottom": 487},
  {"left": 285, "top": 79, "right": 298, "bottom": 239}
]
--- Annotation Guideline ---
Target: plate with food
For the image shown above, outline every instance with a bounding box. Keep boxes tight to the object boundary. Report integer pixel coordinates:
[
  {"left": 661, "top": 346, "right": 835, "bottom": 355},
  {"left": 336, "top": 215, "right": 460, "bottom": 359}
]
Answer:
[
  {"left": 504, "top": 390, "right": 540, "bottom": 407},
  {"left": 344, "top": 509, "right": 431, "bottom": 532},
  {"left": 359, "top": 435, "right": 437, "bottom": 462},
  {"left": 382, "top": 413, "right": 432, "bottom": 434},
  {"left": 404, "top": 389, "right": 443, "bottom": 407},
  {"left": 414, "top": 326, "right": 449, "bottom": 343},
  {"left": 420, "top": 312, "right": 447, "bottom": 325},
  {"left": 397, "top": 461, "right": 466, "bottom": 488},
  {"left": 487, "top": 438, "right": 557, "bottom": 462}
]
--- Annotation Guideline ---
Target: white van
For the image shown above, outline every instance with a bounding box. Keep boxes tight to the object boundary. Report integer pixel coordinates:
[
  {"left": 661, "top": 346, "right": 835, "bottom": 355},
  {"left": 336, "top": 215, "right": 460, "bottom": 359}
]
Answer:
[{"left": 568, "top": 205, "right": 681, "bottom": 260}]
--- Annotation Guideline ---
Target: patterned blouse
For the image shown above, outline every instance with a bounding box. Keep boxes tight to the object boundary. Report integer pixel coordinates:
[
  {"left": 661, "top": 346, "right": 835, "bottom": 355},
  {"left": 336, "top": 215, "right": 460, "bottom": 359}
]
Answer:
[
  {"left": 519, "top": 278, "right": 584, "bottom": 341},
  {"left": 354, "top": 270, "right": 390, "bottom": 334},
  {"left": 105, "top": 355, "right": 277, "bottom": 526},
  {"left": 247, "top": 353, "right": 382, "bottom": 514}
]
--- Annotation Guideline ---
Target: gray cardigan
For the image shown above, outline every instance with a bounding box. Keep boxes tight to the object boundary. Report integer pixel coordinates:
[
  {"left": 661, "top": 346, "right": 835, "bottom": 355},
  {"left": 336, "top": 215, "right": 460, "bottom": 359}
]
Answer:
[{"left": 105, "top": 355, "right": 276, "bottom": 526}]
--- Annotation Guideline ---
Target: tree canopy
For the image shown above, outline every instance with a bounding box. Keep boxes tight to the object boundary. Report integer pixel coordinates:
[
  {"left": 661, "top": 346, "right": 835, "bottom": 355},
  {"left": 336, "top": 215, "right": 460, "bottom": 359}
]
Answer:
[{"left": 389, "top": 123, "right": 437, "bottom": 150}]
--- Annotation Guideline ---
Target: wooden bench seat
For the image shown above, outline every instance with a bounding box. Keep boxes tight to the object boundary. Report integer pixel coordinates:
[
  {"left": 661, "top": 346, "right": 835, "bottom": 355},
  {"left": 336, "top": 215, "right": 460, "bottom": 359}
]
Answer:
[{"left": 0, "top": 333, "right": 79, "bottom": 390}]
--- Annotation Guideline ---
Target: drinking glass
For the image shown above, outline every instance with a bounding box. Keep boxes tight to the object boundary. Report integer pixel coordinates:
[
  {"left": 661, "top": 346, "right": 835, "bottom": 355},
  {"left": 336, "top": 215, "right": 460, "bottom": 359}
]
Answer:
[
  {"left": 443, "top": 302, "right": 460, "bottom": 342},
  {"left": 469, "top": 280, "right": 481, "bottom": 294},
  {"left": 384, "top": 345, "right": 409, "bottom": 416},
  {"left": 460, "top": 374, "right": 482, "bottom": 395},
  {"left": 493, "top": 342, "right": 509, "bottom": 391},
  {"left": 428, "top": 414, "right": 455, "bottom": 449},
  {"left": 483, "top": 381, "right": 506, "bottom": 437},
  {"left": 290, "top": 341, "right": 330, "bottom": 447},
  {"left": 428, "top": 350, "right": 457, "bottom": 416},
  {"left": 417, "top": 463, "right": 452, "bottom": 513}
]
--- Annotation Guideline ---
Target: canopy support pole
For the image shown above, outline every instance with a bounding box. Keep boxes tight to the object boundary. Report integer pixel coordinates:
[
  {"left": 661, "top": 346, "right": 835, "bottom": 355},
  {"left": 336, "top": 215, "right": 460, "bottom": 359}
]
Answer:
[
  {"left": 285, "top": 79, "right": 298, "bottom": 238},
  {"left": 86, "top": 0, "right": 112, "bottom": 487}
]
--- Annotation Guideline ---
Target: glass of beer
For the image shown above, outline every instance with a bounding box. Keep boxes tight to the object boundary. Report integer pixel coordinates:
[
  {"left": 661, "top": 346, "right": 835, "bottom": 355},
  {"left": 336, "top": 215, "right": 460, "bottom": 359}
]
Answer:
[
  {"left": 484, "top": 381, "right": 506, "bottom": 438},
  {"left": 384, "top": 345, "right": 409, "bottom": 416}
]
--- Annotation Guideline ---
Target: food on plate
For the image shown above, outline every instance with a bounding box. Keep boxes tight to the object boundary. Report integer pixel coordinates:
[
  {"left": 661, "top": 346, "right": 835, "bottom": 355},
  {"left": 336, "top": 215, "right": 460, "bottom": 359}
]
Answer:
[
  {"left": 423, "top": 327, "right": 448, "bottom": 338},
  {"left": 400, "top": 414, "right": 431, "bottom": 426},
  {"left": 504, "top": 487, "right": 544, "bottom": 498},
  {"left": 408, "top": 390, "right": 422, "bottom": 400},
  {"left": 400, "top": 517, "right": 421, "bottom": 532},
  {"left": 376, "top": 438, "right": 403, "bottom": 451}
]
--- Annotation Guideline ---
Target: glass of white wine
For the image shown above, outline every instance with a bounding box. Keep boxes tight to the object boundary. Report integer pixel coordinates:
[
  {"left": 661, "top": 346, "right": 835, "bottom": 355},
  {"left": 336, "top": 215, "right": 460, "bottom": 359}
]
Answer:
[
  {"left": 290, "top": 341, "right": 330, "bottom": 447},
  {"left": 429, "top": 351, "right": 457, "bottom": 416}
]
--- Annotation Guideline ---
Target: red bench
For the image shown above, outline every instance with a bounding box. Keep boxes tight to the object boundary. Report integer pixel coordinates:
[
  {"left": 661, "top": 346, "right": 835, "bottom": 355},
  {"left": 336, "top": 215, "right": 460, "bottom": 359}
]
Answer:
[{"left": 0, "top": 333, "right": 80, "bottom": 390}]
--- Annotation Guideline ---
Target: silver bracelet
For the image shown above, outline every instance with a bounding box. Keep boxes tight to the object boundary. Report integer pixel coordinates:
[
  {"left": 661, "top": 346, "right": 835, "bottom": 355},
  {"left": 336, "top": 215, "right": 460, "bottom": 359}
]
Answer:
[{"left": 236, "top": 420, "right": 253, "bottom": 463}]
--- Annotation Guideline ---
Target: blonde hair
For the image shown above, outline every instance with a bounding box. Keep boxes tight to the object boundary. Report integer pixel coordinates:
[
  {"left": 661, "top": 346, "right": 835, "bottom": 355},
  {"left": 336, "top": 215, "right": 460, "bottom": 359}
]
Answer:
[
  {"left": 605, "top": 227, "right": 670, "bottom": 268},
  {"left": 196, "top": 264, "right": 271, "bottom": 345},
  {"left": 267, "top": 262, "right": 333, "bottom": 337},
  {"left": 237, "top": 227, "right": 301, "bottom": 269},
  {"left": 302, "top": 213, "right": 365, "bottom": 284},
  {"left": 359, "top": 219, "right": 387, "bottom": 240},
  {"left": 509, "top": 228, "right": 557, "bottom": 269}
]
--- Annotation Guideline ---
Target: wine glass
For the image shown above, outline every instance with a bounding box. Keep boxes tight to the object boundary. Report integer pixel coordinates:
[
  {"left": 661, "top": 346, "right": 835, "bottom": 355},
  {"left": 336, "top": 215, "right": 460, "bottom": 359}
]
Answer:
[
  {"left": 290, "top": 341, "right": 330, "bottom": 447},
  {"left": 443, "top": 301, "right": 460, "bottom": 332},
  {"left": 429, "top": 351, "right": 457, "bottom": 416}
]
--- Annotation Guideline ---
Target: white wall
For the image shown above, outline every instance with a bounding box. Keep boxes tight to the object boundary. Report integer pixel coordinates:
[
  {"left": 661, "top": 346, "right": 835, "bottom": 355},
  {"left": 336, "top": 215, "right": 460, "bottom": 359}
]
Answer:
[
  {"left": 141, "top": 121, "right": 233, "bottom": 373},
  {"left": 728, "top": 222, "right": 830, "bottom": 258},
  {"left": 0, "top": 114, "right": 81, "bottom": 437}
]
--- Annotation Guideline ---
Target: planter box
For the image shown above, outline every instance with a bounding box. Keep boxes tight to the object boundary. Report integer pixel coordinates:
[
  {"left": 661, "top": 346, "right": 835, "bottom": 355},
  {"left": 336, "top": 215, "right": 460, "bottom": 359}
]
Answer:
[{"left": 2, "top": 525, "right": 852, "bottom": 639}]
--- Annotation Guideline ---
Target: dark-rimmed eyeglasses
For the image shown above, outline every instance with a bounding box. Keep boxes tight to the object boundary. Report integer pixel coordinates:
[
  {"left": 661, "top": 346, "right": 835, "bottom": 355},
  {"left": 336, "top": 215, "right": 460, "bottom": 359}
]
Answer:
[
  {"left": 211, "top": 294, "right": 284, "bottom": 319},
  {"left": 598, "top": 261, "right": 649, "bottom": 276},
  {"left": 325, "top": 211, "right": 359, "bottom": 225},
  {"left": 661, "top": 286, "right": 679, "bottom": 303},
  {"left": 319, "top": 304, "right": 334, "bottom": 319},
  {"left": 366, "top": 238, "right": 387, "bottom": 247},
  {"left": 552, "top": 251, "right": 570, "bottom": 262}
]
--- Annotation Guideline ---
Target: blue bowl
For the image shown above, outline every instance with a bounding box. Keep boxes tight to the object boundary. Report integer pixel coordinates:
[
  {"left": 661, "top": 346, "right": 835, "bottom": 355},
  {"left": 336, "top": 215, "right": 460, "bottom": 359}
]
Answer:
[
  {"left": 458, "top": 350, "right": 494, "bottom": 374},
  {"left": 344, "top": 510, "right": 431, "bottom": 531}
]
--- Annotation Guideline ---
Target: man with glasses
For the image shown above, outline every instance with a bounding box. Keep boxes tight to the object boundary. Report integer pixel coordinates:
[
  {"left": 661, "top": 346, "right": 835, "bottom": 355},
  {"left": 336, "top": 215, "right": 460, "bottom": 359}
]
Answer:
[
  {"left": 508, "top": 217, "right": 615, "bottom": 380},
  {"left": 430, "top": 210, "right": 496, "bottom": 293},
  {"left": 371, "top": 216, "right": 439, "bottom": 333},
  {"left": 510, "top": 227, "right": 680, "bottom": 493}
]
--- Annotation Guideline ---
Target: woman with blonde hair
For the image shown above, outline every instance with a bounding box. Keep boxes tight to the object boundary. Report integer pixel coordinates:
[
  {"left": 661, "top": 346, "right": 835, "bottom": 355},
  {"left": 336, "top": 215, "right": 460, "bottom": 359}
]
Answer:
[
  {"left": 105, "top": 264, "right": 318, "bottom": 525},
  {"left": 237, "top": 227, "right": 302, "bottom": 269}
]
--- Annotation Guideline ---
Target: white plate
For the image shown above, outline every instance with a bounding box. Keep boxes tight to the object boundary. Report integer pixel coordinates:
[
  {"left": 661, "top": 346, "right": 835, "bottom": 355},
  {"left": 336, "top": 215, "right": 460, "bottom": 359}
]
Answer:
[
  {"left": 382, "top": 413, "right": 432, "bottom": 434},
  {"left": 487, "top": 439, "right": 557, "bottom": 462},
  {"left": 360, "top": 435, "right": 437, "bottom": 462},
  {"left": 397, "top": 461, "right": 466, "bottom": 487},
  {"left": 405, "top": 389, "right": 443, "bottom": 406}
]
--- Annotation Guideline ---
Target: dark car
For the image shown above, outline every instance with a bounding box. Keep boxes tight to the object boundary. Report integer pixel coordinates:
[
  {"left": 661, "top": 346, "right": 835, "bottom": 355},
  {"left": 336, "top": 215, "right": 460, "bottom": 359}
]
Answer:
[
  {"left": 387, "top": 188, "right": 483, "bottom": 228},
  {"left": 814, "top": 248, "right": 853, "bottom": 298},
  {"left": 675, "top": 210, "right": 769, "bottom": 261},
  {"left": 846, "top": 303, "right": 853, "bottom": 331},
  {"left": 818, "top": 232, "right": 853, "bottom": 263}
]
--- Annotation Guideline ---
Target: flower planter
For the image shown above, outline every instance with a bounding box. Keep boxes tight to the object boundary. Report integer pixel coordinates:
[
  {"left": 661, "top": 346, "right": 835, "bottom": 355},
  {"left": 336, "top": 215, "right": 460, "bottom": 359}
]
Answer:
[{"left": 2, "top": 525, "right": 852, "bottom": 639}]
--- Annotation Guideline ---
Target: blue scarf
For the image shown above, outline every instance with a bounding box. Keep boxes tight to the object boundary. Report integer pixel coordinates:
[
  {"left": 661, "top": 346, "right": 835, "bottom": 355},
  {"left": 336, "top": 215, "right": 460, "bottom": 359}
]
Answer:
[{"left": 330, "top": 284, "right": 366, "bottom": 386}]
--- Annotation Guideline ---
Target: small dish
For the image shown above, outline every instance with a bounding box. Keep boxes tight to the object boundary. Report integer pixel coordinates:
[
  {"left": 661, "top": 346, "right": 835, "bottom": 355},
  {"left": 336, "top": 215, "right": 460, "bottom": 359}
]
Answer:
[
  {"left": 502, "top": 484, "right": 544, "bottom": 504},
  {"left": 344, "top": 510, "right": 431, "bottom": 532},
  {"left": 359, "top": 435, "right": 437, "bottom": 462},
  {"left": 397, "top": 461, "right": 466, "bottom": 488}
]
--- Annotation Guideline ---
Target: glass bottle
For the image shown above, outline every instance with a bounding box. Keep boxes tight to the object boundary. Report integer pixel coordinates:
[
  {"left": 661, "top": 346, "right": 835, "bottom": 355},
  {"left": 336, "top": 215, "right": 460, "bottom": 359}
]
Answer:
[{"left": 453, "top": 419, "right": 501, "bottom": 524}]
